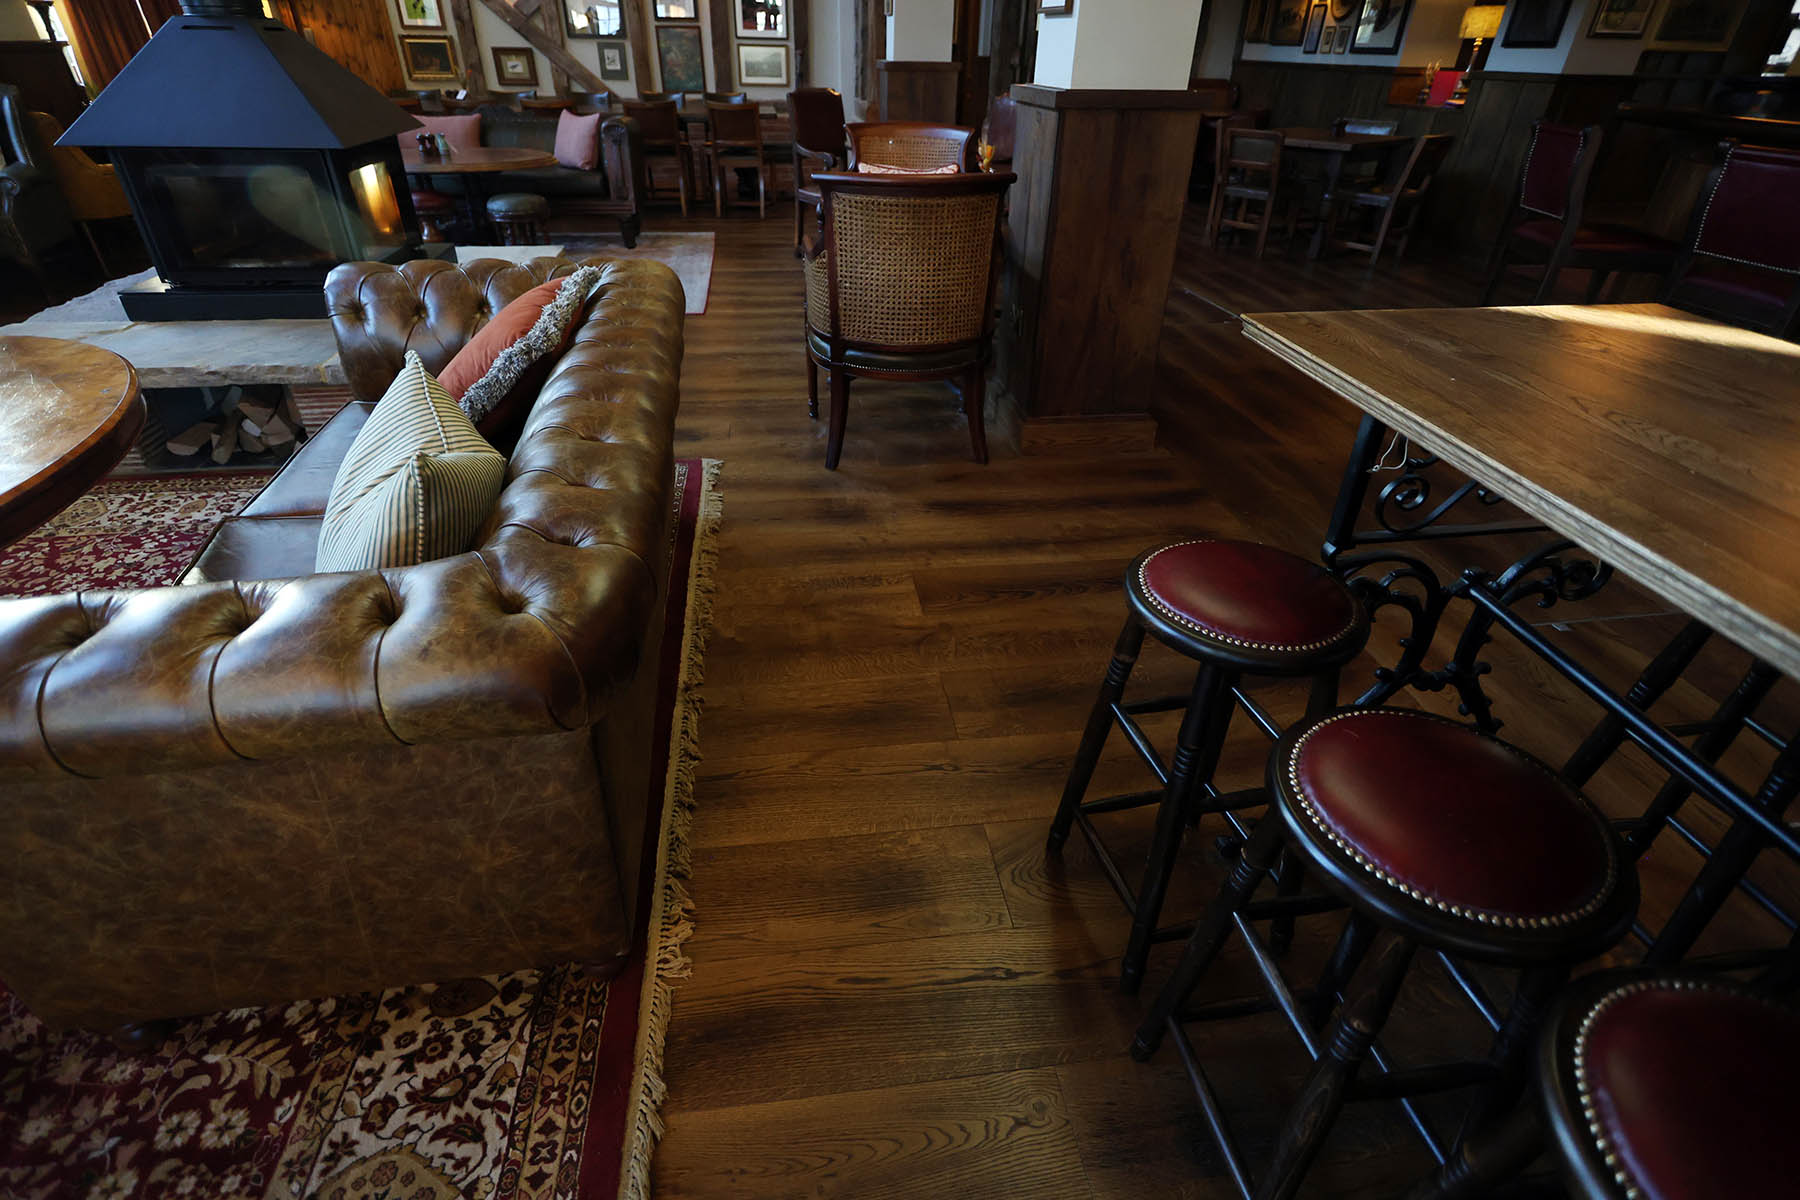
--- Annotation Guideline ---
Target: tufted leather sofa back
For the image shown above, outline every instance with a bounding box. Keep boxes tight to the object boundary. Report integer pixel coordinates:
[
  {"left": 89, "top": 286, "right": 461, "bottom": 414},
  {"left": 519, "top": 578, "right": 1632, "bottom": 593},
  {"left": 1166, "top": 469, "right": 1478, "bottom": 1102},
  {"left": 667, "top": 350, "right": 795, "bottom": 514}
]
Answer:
[{"left": 0, "top": 256, "right": 685, "bottom": 782}]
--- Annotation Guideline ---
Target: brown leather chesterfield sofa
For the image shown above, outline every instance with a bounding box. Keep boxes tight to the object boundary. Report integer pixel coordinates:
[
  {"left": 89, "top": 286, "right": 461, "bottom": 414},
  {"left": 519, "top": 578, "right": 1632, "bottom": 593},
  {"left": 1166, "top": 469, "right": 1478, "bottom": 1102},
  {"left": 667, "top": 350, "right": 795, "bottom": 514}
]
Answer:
[{"left": 0, "top": 256, "right": 684, "bottom": 1031}]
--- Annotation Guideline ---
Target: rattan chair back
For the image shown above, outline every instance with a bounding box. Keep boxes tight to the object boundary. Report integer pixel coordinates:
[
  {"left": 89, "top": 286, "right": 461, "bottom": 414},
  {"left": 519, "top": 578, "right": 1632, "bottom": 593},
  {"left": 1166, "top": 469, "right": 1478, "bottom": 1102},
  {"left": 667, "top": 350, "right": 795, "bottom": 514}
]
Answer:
[
  {"left": 845, "top": 122, "right": 976, "bottom": 172},
  {"left": 806, "top": 171, "right": 1014, "bottom": 348},
  {"left": 623, "top": 99, "right": 682, "bottom": 146}
]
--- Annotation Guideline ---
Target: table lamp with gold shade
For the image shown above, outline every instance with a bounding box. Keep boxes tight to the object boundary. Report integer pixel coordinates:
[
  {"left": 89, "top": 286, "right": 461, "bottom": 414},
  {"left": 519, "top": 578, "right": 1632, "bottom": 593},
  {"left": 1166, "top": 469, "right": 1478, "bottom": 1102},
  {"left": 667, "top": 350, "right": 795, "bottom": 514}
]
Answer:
[{"left": 1455, "top": 3, "right": 1504, "bottom": 99}]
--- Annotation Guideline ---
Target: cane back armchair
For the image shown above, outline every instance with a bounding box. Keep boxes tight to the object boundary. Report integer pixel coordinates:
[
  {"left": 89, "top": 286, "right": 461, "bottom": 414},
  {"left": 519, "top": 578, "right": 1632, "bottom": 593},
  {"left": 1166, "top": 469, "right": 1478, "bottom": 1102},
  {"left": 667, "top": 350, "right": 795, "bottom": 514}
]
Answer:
[
  {"left": 844, "top": 122, "right": 976, "bottom": 173},
  {"left": 803, "top": 170, "right": 1015, "bottom": 469}
]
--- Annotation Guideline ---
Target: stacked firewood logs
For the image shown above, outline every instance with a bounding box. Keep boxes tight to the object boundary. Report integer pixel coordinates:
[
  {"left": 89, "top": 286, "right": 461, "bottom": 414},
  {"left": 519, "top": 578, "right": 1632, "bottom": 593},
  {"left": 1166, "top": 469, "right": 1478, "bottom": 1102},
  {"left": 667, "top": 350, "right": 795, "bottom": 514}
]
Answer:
[{"left": 164, "top": 387, "right": 304, "bottom": 464}]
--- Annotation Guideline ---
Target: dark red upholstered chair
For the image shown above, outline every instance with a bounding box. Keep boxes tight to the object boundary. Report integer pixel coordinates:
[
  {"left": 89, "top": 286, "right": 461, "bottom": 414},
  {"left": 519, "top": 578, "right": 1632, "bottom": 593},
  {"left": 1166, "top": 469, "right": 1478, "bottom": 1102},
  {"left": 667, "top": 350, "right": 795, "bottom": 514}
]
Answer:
[
  {"left": 1048, "top": 540, "right": 1372, "bottom": 992},
  {"left": 1663, "top": 141, "right": 1800, "bottom": 339},
  {"left": 1411, "top": 973, "right": 1800, "bottom": 1200},
  {"left": 788, "top": 86, "right": 847, "bottom": 255},
  {"left": 1132, "top": 707, "right": 1638, "bottom": 1200},
  {"left": 1483, "top": 121, "right": 1678, "bottom": 305}
]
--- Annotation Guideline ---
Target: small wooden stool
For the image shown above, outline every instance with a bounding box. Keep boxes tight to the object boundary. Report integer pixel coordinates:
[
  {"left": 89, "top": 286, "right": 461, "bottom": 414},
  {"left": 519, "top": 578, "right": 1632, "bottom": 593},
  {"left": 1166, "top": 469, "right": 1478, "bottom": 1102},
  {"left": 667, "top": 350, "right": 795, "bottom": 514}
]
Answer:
[
  {"left": 1047, "top": 539, "right": 1371, "bottom": 992},
  {"left": 411, "top": 190, "right": 455, "bottom": 243},
  {"left": 486, "top": 192, "right": 549, "bottom": 246}
]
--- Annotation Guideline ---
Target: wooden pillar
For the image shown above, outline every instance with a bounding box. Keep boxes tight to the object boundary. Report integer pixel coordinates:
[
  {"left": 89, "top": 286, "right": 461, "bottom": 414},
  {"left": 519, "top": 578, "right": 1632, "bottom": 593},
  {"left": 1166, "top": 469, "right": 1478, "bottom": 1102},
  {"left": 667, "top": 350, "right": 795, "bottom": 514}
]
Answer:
[
  {"left": 997, "top": 85, "right": 1206, "bottom": 421},
  {"left": 875, "top": 60, "right": 960, "bottom": 122}
]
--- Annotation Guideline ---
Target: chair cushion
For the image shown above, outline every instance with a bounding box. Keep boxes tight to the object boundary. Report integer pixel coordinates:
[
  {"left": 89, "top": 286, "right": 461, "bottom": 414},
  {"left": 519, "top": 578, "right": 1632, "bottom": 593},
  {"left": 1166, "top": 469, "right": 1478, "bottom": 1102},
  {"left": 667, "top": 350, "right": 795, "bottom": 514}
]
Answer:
[
  {"left": 1514, "top": 218, "right": 1676, "bottom": 255},
  {"left": 554, "top": 109, "right": 601, "bottom": 170},
  {"left": 187, "top": 515, "right": 327, "bottom": 583},
  {"left": 805, "top": 328, "right": 979, "bottom": 374},
  {"left": 486, "top": 191, "right": 550, "bottom": 218},
  {"left": 1133, "top": 540, "right": 1361, "bottom": 657},
  {"left": 1284, "top": 709, "right": 1616, "bottom": 927},
  {"left": 241, "top": 400, "right": 376, "bottom": 518},
  {"left": 315, "top": 351, "right": 507, "bottom": 572},
  {"left": 439, "top": 266, "right": 599, "bottom": 441},
  {"left": 856, "top": 161, "right": 960, "bottom": 175},
  {"left": 1573, "top": 980, "right": 1800, "bottom": 1200}
]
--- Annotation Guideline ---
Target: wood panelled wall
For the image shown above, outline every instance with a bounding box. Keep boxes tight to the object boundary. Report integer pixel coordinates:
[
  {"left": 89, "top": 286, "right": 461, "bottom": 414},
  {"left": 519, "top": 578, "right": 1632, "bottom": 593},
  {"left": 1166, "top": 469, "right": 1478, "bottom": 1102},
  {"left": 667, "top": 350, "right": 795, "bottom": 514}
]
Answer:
[
  {"left": 269, "top": 0, "right": 404, "bottom": 94},
  {"left": 1231, "top": 60, "right": 1738, "bottom": 263}
]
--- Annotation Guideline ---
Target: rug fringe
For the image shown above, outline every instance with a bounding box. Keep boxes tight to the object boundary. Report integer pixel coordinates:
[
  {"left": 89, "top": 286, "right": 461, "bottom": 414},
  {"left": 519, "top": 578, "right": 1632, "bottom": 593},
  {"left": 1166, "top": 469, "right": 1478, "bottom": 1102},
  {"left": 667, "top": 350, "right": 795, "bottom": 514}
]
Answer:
[{"left": 616, "top": 458, "right": 722, "bottom": 1200}]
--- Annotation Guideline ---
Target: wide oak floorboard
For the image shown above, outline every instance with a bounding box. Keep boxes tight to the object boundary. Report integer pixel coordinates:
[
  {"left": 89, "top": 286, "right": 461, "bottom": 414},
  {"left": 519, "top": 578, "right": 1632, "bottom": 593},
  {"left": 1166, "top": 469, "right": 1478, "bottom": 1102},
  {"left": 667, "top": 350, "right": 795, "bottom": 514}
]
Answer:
[{"left": 652, "top": 202, "right": 1786, "bottom": 1197}]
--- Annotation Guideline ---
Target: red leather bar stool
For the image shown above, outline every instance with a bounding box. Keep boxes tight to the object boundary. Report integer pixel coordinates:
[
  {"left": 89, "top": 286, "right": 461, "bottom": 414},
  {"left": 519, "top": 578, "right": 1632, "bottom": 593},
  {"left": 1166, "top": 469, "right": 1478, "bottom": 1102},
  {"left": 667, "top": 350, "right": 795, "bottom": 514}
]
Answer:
[
  {"left": 1133, "top": 708, "right": 1638, "bottom": 1200},
  {"left": 1047, "top": 539, "right": 1371, "bottom": 993},
  {"left": 1412, "top": 973, "right": 1800, "bottom": 1199}
]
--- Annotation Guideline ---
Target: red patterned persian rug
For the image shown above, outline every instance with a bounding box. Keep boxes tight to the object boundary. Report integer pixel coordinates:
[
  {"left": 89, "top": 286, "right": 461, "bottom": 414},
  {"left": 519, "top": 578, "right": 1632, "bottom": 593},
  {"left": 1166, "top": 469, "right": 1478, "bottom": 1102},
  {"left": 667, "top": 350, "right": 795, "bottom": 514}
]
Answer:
[
  {"left": 0, "top": 460, "right": 721, "bottom": 1200},
  {"left": 0, "top": 473, "right": 267, "bottom": 597}
]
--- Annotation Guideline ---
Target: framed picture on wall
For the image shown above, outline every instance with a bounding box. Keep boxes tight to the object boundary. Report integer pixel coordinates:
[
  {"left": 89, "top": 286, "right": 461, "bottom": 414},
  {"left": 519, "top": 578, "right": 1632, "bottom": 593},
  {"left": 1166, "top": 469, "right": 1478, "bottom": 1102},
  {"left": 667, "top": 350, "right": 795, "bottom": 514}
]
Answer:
[
  {"left": 1349, "top": 0, "right": 1412, "bottom": 53},
  {"left": 1269, "top": 0, "right": 1307, "bottom": 45},
  {"left": 656, "top": 24, "right": 706, "bottom": 91},
  {"left": 565, "top": 0, "right": 625, "bottom": 38},
  {"left": 1653, "top": 0, "right": 1745, "bottom": 47},
  {"left": 737, "top": 42, "right": 790, "bottom": 86},
  {"left": 400, "top": 35, "right": 458, "bottom": 81},
  {"left": 491, "top": 46, "right": 539, "bottom": 88},
  {"left": 1243, "top": 0, "right": 1270, "bottom": 43},
  {"left": 1588, "top": 0, "right": 1652, "bottom": 38},
  {"left": 394, "top": 0, "right": 443, "bottom": 31},
  {"left": 1303, "top": 3, "right": 1328, "bottom": 52},
  {"left": 599, "top": 42, "right": 630, "bottom": 80},
  {"left": 1038, "top": 0, "right": 1074, "bottom": 14},
  {"left": 739, "top": 0, "right": 787, "bottom": 37},
  {"left": 1500, "top": 0, "right": 1573, "bottom": 48},
  {"left": 654, "top": 0, "right": 698, "bottom": 18}
]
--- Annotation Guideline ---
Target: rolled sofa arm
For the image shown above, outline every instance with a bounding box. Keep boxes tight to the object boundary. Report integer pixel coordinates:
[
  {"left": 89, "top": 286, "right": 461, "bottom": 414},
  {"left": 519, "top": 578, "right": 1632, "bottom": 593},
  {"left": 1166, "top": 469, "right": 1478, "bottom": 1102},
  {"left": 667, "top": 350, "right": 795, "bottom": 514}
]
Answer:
[{"left": 0, "top": 257, "right": 686, "bottom": 782}]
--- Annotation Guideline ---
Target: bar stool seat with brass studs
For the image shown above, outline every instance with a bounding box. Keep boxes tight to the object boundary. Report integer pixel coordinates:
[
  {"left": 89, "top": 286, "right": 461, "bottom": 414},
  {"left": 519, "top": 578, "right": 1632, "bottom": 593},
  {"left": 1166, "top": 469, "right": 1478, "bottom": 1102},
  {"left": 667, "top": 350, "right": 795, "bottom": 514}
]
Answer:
[
  {"left": 1133, "top": 707, "right": 1638, "bottom": 1200},
  {"left": 1047, "top": 539, "right": 1371, "bottom": 993},
  {"left": 486, "top": 192, "right": 549, "bottom": 246}
]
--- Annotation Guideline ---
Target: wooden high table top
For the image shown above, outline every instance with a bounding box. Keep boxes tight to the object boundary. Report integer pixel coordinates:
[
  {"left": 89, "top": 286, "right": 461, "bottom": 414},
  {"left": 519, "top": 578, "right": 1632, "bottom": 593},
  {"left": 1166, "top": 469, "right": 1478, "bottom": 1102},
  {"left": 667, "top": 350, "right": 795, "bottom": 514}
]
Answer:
[
  {"left": 0, "top": 336, "right": 143, "bottom": 547},
  {"left": 1242, "top": 303, "right": 1800, "bottom": 678},
  {"left": 401, "top": 146, "right": 556, "bottom": 174}
]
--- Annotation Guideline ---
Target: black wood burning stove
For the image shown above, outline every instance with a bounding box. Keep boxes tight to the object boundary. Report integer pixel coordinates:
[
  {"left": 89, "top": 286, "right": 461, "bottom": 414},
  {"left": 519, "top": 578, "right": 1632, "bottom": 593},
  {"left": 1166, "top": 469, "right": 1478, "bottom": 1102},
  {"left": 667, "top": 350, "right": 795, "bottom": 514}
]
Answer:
[{"left": 60, "top": 0, "right": 425, "bottom": 321}]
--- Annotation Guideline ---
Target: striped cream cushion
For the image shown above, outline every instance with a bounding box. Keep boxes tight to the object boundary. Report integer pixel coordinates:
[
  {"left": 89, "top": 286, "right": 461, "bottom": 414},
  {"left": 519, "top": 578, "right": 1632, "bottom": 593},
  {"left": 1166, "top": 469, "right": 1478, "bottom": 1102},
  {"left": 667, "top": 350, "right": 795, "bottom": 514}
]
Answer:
[{"left": 315, "top": 351, "right": 508, "bottom": 572}]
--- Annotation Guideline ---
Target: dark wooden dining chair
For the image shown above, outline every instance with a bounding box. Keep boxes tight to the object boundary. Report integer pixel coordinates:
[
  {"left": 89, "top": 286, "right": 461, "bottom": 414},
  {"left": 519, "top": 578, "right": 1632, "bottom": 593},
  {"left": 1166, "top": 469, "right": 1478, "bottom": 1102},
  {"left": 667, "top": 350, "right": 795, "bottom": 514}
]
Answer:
[
  {"left": 638, "top": 91, "right": 682, "bottom": 105},
  {"left": 789, "top": 86, "right": 847, "bottom": 255},
  {"left": 1326, "top": 132, "right": 1455, "bottom": 265},
  {"left": 707, "top": 100, "right": 770, "bottom": 218},
  {"left": 574, "top": 90, "right": 616, "bottom": 113},
  {"left": 622, "top": 99, "right": 692, "bottom": 215},
  {"left": 704, "top": 91, "right": 748, "bottom": 104},
  {"left": 1483, "top": 121, "right": 1678, "bottom": 304},
  {"left": 845, "top": 122, "right": 975, "bottom": 172},
  {"left": 1662, "top": 141, "right": 1800, "bottom": 339},
  {"left": 802, "top": 170, "right": 1015, "bottom": 469},
  {"left": 1207, "top": 122, "right": 1287, "bottom": 259}
]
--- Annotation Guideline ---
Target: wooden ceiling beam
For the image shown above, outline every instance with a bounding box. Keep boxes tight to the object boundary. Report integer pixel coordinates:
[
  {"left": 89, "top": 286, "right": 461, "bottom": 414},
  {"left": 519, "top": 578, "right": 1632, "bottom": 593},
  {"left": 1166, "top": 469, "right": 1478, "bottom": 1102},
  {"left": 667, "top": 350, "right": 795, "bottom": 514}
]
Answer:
[{"left": 476, "top": 0, "right": 607, "bottom": 91}]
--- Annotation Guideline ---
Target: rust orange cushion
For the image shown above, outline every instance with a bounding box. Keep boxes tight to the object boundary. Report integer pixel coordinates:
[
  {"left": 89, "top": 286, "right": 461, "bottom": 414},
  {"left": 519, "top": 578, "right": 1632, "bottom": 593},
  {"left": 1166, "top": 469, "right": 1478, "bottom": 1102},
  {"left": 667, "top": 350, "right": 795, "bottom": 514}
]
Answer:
[{"left": 439, "top": 272, "right": 591, "bottom": 441}]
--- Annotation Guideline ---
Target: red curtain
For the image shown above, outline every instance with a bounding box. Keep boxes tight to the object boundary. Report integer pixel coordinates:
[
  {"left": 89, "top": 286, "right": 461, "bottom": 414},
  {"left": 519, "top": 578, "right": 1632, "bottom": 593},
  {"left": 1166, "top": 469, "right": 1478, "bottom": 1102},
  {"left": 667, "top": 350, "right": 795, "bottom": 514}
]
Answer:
[{"left": 54, "top": 0, "right": 189, "bottom": 92}]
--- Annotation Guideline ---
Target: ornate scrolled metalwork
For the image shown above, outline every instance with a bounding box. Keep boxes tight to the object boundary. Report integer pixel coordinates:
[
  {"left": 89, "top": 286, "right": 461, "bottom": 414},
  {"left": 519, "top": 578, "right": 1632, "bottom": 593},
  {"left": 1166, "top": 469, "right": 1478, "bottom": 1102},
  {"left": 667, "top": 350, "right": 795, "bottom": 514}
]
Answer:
[
  {"left": 1373, "top": 467, "right": 1511, "bottom": 538},
  {"left": 1333, "top": 551, "right": 1451, "bottom": 708},
  {"left": 1418, "top": 540, "right": 1617, "bottom": 733}
]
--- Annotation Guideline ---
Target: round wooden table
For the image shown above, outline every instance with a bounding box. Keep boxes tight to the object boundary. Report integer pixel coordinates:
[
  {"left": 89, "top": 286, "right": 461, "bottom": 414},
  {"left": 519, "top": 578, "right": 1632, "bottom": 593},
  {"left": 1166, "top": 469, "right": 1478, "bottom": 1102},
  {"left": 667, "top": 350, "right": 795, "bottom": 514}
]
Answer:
[
  {"left": 0, "top": 336, "right": 144, "bottom": 548},
  {"left": 403, "top": 146, "right": 558, "bottom": 242}
]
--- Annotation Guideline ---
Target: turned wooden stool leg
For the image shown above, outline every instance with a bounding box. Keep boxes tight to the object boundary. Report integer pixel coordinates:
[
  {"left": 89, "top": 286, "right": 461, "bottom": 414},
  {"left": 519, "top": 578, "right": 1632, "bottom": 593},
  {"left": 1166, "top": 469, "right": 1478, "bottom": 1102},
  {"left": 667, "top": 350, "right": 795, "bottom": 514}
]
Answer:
[{"left": 1048, "top": 617, "right": 1146, "bottom": 855}]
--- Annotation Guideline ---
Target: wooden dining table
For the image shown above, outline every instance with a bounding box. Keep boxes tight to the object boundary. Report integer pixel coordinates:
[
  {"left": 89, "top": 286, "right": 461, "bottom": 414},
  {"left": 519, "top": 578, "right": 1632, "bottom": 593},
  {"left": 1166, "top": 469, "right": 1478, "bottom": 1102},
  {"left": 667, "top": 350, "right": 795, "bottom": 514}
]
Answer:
[
  {"left": 1272, "top": 127, "right": 1411, "bottom": 258},
  {"left": 0, "top": 336, "right": 143, "bottom": 548},
  {"left": 401, "top": 145, "right": 558, "bottom": 238},
  {"left": 1243, "top": 302, "right": 1800, "bottom": 679}
]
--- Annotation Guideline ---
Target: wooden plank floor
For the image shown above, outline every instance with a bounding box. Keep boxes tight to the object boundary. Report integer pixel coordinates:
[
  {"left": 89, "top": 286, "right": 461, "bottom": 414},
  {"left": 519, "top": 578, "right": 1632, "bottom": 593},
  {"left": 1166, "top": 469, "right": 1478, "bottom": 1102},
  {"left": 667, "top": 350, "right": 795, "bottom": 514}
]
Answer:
[{"left": 642, "top": 202, "right": 1792, "bottom": 1197}]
